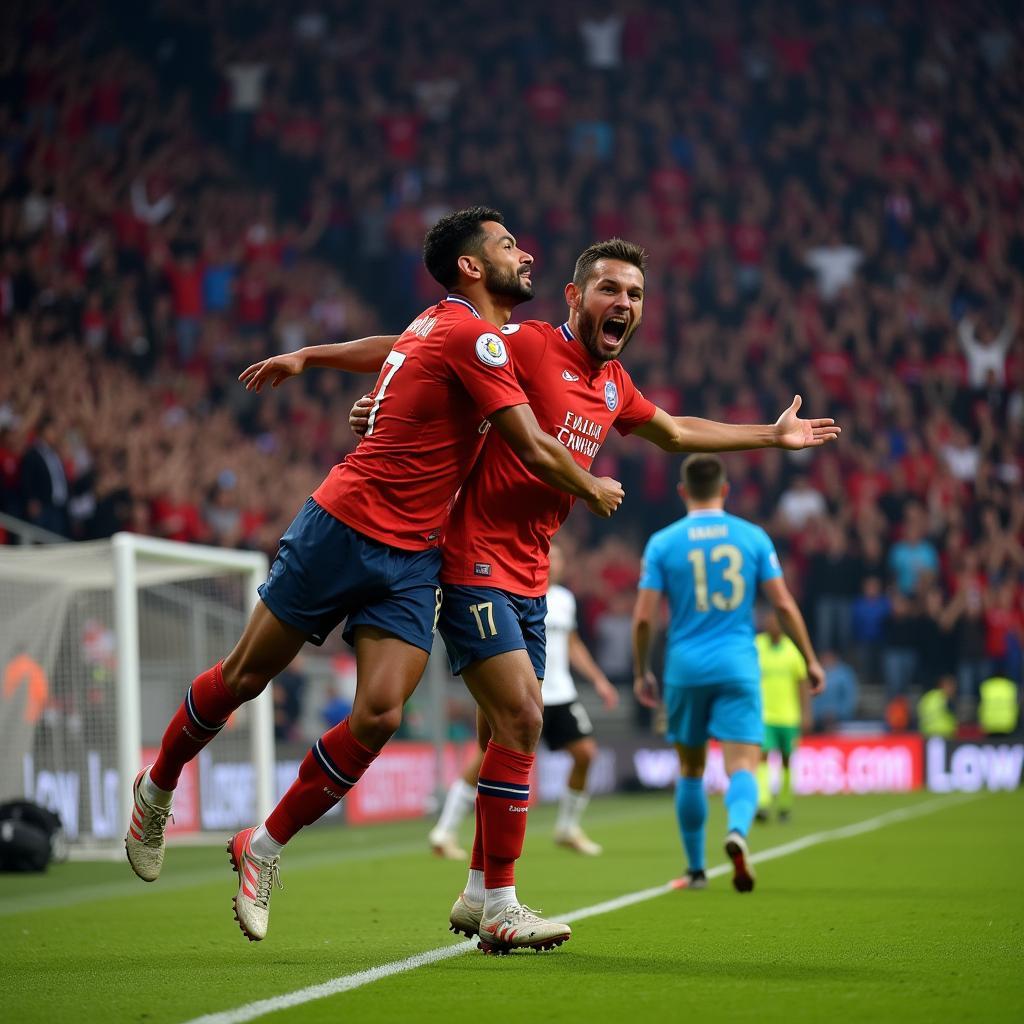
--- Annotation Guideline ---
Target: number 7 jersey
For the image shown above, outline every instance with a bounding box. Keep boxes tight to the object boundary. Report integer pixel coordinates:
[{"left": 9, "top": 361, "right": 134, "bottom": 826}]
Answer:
[
  {"left": 313, "top": 296, "right": 528, "bottom": 550},
  {"left": 639, "top": 508, "right": 783, "bottom": 688}
]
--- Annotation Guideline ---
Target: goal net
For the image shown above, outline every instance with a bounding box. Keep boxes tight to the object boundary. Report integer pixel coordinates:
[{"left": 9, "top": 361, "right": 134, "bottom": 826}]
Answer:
[{"left": 0, "top": 533, "right": 274, "bottom": 853}]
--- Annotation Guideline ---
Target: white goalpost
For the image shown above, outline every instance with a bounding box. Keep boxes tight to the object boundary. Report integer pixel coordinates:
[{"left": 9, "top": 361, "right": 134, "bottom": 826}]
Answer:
[{"left": 0, "top": 533, "right": 274, "bottom": 852}]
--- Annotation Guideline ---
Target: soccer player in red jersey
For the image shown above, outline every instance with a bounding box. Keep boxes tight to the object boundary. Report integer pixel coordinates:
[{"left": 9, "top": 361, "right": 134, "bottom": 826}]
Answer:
[
  {"left": 124, "top": 207, "right": 625, "bottom": 943},
  {"left": 348, "top": 239, "right": 840, "bottom": 953}
]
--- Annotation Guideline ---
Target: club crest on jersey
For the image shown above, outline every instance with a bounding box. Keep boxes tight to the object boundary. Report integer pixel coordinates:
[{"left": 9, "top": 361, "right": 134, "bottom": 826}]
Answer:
[
  {"left": 474, "top": 562, "right": 492, "bottom": 576},
  {"left": 604, "top": 381, "right": 619, "bottom": 410},
  {"left": 562, "top": 369, "right": 580, "bottom": 382},
  {"left": 475, "top": 332, "right": 508, "bottom": 367}
]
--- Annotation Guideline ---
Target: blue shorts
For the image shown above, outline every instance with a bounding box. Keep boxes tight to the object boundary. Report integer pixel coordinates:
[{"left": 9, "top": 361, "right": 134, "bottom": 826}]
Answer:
[
  {"left": 258, "top": 497, "right": 442, "bottom": 653},
  {"left": 439, "top": 585, "right": 546, "bottom": 678},
  {"left": 664, "top": 680, "right": 764, "bottom": 748}
]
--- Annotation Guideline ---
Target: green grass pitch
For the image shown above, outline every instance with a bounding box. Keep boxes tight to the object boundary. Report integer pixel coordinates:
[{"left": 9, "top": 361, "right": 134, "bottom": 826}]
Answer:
[{"left": 2, "top": 790, "right": 1022, "bottom": 1023}]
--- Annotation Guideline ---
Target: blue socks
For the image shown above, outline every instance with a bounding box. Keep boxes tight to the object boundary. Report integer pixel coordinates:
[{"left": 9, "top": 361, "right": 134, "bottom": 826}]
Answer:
[
  {"left": 725, "top": 769, "right": 758, "bottom": 837},
  {"left": 675, "top": 777, "right": 707, "bottom": 872}
]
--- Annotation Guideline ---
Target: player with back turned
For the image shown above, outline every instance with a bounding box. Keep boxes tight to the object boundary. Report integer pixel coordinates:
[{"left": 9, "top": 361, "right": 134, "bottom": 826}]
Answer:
[
  {"left": 633, "top": 454, "right": 824, "bottom": 892},
  {"left": 124, "top": 207, "right": 624, "bottom": 943}
]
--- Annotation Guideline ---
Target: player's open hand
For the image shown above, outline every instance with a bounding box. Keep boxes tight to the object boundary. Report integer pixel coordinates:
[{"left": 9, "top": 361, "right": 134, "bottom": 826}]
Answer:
[
  {"left": 806, "top": 659, "right": 826, "bottom": 696},
  {"left": 239, "top": 352, "right": 308, "bottom": 392},
  {"left": 349, "top": 394, "right": 373, "bottom": 438},
  {"left": 634, "top": 670, "right": 660, "bottom": 708},
  {"left": 586, "top": 476, "right": 624, "bottom": 518},
  {"left": 773, "top": 395, "right": 841, "bottom": 450}
]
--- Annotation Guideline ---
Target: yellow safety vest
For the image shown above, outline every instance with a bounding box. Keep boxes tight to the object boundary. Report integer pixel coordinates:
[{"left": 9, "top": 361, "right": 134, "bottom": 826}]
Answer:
[
  {"left": 916, "top": 689, "right": 956, "bottom": 738},
  {"left": 978, "top": 677, "right": 1019, "bottom": 735}
]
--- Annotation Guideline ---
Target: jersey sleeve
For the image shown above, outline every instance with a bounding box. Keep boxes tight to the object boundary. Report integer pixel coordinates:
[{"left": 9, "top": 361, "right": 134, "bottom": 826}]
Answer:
[
  {"left": 638, "top": 535, "right": 666, "bottom": 592},
  {"left": 442, "top": 321, "right": 529, "bottom": 419},
  {"left": 756, "top": 527, "right": 785, "bottom": 584},
  {"left": 503, "top": 320, "right": 550, "bottom": 384},
  {"left": 790, "top": 644, "right": 808, "bottom": 680},
  {"left": 613, "top": 369, "right": 658, "bottom": 435}
]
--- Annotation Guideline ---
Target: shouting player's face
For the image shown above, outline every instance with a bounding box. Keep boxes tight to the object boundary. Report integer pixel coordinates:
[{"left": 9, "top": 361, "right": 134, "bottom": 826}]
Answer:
[
  {"left": 570, "top": 259, "right": 645, "bottom": 363},
  {"left": 478, "top": 221, "right": 534, "bottom": 303}
]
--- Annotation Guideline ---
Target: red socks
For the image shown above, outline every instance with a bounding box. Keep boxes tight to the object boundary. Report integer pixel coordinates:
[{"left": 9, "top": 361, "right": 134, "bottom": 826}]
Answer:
[
  {"left": 150, "top": 663, "right": 243, "bottom": 791},
  {"left": 265, "top": 717, "right": 378, "bottom": 844},
  {"left": 476, "top": 741, "right": 534, "bottom": 888}
]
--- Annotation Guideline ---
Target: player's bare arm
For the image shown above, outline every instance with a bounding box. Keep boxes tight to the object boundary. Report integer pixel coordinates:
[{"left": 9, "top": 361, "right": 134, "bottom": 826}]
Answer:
[
  {"left": 239, "top": 335, "right": 399, "bottom": 392},
  {"left": 761, "top": 577, "right": 826, "bottom": 695},
  {"left": 631, "top": 395, "right": 841, "bottom": 453},
  {"left": 347, "top": 394, "right": 623, "bottom": 517},
  {"left": 489, "top": 404, "right": 624, "bottom": 518},
  {"left": 631, "top": 587, "right": 661, "bottom": 708},
  {"left": 569, "top": 632, "right": 619, "bottom": 709}
]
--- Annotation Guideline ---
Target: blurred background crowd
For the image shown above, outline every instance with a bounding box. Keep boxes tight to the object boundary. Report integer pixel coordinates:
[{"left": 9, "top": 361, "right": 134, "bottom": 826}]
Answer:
[{"left": 1, "top": 0, "right": 1022, "bottom": 728}]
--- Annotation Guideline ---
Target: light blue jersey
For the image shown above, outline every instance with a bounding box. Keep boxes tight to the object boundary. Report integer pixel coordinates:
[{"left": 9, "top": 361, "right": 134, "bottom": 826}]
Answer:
[{"left": 639, "top": 508, "right": 783, "bottom": 690}]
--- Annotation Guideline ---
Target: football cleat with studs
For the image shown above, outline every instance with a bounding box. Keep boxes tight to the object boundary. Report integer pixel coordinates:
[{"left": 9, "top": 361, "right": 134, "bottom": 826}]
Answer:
[
  {"left": 725, "top": 830, "right": 756, "bottom": 893},
  {"left": 429, "top": 827, "right": 468, "bottom": 861},
  {"left": 477, "top": 903, "right": 571, "bottom": 955},
  {"left": 554, "top": 826, "right": 602, "bottom": 856},
  {"left": 125, "top": 767, "right": 172, "bottom": 883},
  {"left": 227, "top": 827, "right": 283, "bottom": 942},
  {"left": 449, "top": 892, "right": 483, "bottom": 938}
]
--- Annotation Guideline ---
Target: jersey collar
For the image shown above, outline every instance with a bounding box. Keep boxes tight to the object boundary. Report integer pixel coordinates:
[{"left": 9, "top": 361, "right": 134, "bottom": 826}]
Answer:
[
  {"left": 687, "top": 508, "right": 725, "bottom": 517},
  {"left": 558, "top": 320, "right": 605, "bottom": 382},
  {"left": 445, "top": 294, "right": 482, "bottom": 318}
]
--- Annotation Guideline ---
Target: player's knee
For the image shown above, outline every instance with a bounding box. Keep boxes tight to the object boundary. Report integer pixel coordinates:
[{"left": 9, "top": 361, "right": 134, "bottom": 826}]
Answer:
[
  {"left": 222, "top": 664, "right": 272, "bottom": 702},
  {"left": 352, "top": 702, "right": 403, "bottom": 747},
  {"left": 495, "top": 701, "right": 542, "bottom": 750}
]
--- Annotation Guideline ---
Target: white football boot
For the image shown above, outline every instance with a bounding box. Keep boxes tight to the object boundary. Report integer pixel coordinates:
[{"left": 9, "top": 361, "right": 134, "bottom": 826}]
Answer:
[
  {"left": 554, "top": 825, "right": 602, "bottom": 856},
  {"left": 228, "top": 826, "right": 283, "bottom": 941},
  {"left": 725, "top": 830, "right": 756, "bottom": 893},
  {"left": 429, "top": 827, "right": 467, "bottom": 860},
  {"left": 125, "top": 767, "right": 172, "bottom": 882},
  {"left": 477, "top": 903, "right": 571, "bottom": 955},
  {"left": 449, "top": 892, "right": 484, "bottom": 938}
]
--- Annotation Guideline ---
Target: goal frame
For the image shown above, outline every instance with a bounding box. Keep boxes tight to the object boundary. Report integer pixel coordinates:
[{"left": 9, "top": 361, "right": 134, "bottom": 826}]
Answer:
[{"left": 110, "top": 532, "right": 275, "bottom": 843}]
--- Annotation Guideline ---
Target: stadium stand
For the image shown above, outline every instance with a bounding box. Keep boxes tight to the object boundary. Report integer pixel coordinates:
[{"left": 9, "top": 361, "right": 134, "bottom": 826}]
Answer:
[{"left": 1, "top": 0, "right": 1021, "bottom": 723}]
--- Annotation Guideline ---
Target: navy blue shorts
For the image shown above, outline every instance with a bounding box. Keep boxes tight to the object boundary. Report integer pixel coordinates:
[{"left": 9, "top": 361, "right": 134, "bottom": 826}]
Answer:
[
  {"left": 439, "top": 584, "right": 547, "bottom": 678},
  {"left": 258, "top": 498, "right": 442, "bottom": 653}
]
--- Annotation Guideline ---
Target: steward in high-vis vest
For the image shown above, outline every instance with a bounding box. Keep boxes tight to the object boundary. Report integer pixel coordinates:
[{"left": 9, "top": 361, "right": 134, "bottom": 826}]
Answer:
[
  {"left": 978, "top": 676, "right": 1019, "bottom": 735},
  {"left": 917, "top": 677, "right": 957, "bottom": 738}
]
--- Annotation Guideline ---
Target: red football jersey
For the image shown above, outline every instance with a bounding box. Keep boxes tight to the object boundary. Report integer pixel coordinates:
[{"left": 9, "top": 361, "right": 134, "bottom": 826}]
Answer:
[
  {"left": 441, "top": 320, "right": 657, "bottom": 595},
  {"left": 314, "top": 296, "right": 528, "bottom": 550}
]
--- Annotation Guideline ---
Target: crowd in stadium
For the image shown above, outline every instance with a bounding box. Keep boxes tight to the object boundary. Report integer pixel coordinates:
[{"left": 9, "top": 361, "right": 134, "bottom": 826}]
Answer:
[{"left": 1, "top": 0, "right": 1022, "bottom": 719}]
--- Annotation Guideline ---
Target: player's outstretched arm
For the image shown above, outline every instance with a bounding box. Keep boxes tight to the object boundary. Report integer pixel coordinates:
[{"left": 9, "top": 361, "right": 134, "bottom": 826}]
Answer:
[
  {"left": 761, "top": 577, "right": 826, "bottom": 695},
  {"left": 630, "top": 396, "right": 840, "bottom": 453},
  {"left": 569, "top": 632, "right": 619, "bottom": 709},
  {"left": 239, "top": 335, "right": 400, "bottom": 392},
  {"left": 631, "top": 588, "right": 661, "bottom": 708},
  {"left": 489, "top": 405, "right": 624, "bottom": 518}
]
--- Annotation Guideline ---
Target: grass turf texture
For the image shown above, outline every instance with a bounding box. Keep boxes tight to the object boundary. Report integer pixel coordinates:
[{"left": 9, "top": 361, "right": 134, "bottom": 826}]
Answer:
[{"left": 2, "top": 791, "right": 1021, "bottom": 1023}]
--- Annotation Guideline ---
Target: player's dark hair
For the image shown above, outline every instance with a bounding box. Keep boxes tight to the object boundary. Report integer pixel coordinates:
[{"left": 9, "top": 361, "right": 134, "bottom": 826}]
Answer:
[
  {"left": 572, "top": 238, "right": 647, "bottom": 290},
  {"left": 423, "top": 206, "right": 504, "bottom": 289},
  {"left": 682, "top": 454, "right": 726, "bottom": 499}
]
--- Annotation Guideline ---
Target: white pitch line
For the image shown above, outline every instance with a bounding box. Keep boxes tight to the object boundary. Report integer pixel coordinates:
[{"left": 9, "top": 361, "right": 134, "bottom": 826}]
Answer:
[{"left": 181, "top": 794, "right": 974, "bottom": 1024}]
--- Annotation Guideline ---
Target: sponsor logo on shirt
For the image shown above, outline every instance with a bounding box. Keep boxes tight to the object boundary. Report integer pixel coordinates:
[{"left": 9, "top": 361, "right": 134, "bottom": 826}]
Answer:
[
  {"left": 604, "top": 380, "right": 619, "bottom": 410},
  {"left": 500, "top": 323, "right": 521, "bottom": 334},
  {"left": 474, "top": 562, "right": 492, "bottom": 576},
  {"left": 562, "top": 369, "right": 580, "bottom": 382},
  {"left": 426, "top": 529, "right": 440, "bottom": 542},
  {"left": 475, "top": 332, "right": 509, "bottom": 367},
  {"left": 556, "top": 411, "right": 604, "bottom": 458}
]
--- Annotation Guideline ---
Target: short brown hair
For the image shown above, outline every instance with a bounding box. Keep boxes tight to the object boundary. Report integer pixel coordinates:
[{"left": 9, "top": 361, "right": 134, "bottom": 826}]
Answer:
[
  {"left": 572, "top": 238, "right": 647, "bottom": 290},
  {"left": 682, "top": 454, "right": 726, "bottom": 499}
]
